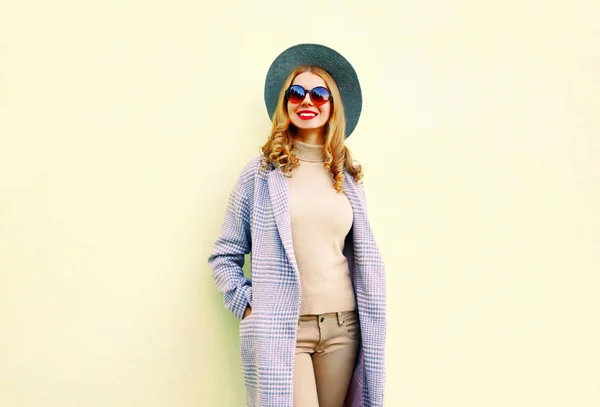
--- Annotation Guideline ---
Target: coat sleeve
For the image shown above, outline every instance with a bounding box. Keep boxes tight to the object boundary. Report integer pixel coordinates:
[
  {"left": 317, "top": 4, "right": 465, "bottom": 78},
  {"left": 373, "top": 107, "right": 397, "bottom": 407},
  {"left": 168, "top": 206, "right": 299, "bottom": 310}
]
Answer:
[{"left": 208, "top": 171, "right": 253, "bottom": 321}]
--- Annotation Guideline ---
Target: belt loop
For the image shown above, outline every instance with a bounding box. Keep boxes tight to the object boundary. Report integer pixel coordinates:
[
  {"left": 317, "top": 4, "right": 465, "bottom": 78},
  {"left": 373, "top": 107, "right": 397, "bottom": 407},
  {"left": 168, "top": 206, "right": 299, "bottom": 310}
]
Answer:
[{"left": 336, "top": 311, "right": 343, "bottom": 326}]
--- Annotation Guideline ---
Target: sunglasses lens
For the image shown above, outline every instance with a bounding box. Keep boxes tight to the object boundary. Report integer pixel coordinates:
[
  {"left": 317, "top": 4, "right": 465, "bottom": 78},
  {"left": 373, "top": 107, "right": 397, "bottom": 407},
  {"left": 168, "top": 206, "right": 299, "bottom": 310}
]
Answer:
[
  {"left": 287, "top": 85, "right": 306, "bottom": 104},
  {"left": 287, "top": 85, "right": 331, "bottom": 106},
  {"left": 310, "top": 87, "right": 331, "bottom": 106}
]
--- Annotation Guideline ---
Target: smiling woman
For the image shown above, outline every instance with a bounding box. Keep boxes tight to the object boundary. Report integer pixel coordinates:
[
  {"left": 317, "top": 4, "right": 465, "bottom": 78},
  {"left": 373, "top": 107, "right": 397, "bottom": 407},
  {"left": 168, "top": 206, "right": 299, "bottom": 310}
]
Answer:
[{"left": 208, "top": 43, "right": 386, "bottom": 407}]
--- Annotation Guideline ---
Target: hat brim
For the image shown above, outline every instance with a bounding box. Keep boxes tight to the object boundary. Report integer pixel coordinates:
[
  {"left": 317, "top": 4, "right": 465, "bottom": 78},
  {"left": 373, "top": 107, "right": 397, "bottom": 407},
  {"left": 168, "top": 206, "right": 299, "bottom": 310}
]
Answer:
[{"left": 264, "top": 43, "right": 362, "bottom": 138}]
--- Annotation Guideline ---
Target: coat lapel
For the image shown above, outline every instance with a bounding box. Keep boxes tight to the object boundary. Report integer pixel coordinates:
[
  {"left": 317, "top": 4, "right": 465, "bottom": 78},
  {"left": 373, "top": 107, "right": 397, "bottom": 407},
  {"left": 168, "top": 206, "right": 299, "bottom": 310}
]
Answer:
[
  {"left": 267, "top": 168, "right": 299, "bottom": 278},
  {"left": 343, "top": 171, "right": 366, "bottom": 217}
]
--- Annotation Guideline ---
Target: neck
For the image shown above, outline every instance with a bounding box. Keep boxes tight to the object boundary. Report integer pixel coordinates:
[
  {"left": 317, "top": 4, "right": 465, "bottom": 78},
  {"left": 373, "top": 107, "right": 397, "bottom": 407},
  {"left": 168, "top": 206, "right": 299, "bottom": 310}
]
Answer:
[{"left": 293, "top": 127, "right": 325, "bottom": 145}]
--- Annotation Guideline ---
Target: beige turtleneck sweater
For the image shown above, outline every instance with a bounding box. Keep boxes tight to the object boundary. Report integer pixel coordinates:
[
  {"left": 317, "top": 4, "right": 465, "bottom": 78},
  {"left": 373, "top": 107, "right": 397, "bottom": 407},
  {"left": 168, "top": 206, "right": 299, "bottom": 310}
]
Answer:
[{"left": 288, "top": 139, "right": 357, "bottom": 315}]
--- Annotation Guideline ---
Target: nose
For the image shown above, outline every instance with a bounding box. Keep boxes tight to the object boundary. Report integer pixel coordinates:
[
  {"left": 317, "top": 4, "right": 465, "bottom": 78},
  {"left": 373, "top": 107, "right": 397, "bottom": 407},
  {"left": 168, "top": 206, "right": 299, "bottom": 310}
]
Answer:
[{"left": 300, "top": 91, "right": 313, "bottom": 106}]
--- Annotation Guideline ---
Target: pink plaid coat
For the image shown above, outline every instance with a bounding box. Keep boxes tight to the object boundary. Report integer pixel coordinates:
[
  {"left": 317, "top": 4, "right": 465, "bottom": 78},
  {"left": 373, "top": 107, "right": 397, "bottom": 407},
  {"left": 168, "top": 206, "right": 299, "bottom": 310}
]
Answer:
[{"left": 209, "top": 155, "right": 387, "bottom": 406}]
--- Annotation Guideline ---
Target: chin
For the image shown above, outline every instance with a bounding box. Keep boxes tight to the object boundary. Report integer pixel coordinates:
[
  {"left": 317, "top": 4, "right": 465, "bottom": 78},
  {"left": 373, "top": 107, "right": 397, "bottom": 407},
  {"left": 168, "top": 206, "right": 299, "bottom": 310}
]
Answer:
[{"left": 292, "top": 120, "right": 326, "bottom": 130}]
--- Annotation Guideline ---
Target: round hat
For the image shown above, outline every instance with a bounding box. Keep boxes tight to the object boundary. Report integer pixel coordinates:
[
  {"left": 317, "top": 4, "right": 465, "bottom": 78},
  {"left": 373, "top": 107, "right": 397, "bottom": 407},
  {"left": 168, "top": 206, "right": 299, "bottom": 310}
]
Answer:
[{"left": 264, "top": 43, "right": 362, "bottom": 138}]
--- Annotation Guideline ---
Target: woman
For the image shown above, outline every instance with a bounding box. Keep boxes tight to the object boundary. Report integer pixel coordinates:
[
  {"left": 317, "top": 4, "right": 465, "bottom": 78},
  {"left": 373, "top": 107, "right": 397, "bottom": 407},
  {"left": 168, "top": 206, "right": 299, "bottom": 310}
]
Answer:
[{"left": 208, "top": 43, "right": 386, "bottom": 407}]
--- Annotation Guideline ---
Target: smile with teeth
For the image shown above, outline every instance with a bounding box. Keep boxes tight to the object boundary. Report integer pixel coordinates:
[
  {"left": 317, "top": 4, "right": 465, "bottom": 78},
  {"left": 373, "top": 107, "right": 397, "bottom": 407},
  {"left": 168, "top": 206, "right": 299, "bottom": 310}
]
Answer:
[{"left": 298, "top": 111, "right": 318, "bottom": 120}]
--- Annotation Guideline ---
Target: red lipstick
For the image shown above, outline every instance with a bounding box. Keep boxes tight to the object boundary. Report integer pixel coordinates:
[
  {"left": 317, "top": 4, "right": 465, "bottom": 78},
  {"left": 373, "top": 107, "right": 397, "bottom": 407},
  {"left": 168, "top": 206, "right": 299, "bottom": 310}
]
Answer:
[{"left": 297, "top": 110, "right": 318, "bottom": 120}]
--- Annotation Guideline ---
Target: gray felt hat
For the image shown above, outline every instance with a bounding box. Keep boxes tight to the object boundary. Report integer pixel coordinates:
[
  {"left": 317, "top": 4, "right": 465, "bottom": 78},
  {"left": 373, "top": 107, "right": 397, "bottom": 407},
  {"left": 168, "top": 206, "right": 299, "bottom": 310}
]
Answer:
[{"left": 264, "top": 43, "right": 362, "bottom": 138}]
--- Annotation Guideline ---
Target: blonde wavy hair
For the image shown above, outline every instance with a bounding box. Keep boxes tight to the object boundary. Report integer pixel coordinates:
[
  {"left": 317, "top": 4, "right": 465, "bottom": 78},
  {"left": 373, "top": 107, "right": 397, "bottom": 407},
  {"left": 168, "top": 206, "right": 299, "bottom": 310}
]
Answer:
[{"left": 260, "top": 65, "right": 363, "bottom": 193}]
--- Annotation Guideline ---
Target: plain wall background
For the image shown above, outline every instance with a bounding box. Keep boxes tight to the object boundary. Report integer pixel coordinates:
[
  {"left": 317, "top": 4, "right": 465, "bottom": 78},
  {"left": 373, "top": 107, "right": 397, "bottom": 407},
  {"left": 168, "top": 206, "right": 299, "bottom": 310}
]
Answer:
[{"left": 1, "top": 1, "right": 598, "bottom": 406}]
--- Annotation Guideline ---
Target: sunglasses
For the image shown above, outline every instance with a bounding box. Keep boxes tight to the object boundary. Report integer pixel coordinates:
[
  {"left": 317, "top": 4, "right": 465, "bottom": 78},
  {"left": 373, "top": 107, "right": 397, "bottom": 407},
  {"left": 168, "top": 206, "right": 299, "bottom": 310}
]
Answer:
[{"left": 285, "top": 85, "right": 332, "bottom": 106}]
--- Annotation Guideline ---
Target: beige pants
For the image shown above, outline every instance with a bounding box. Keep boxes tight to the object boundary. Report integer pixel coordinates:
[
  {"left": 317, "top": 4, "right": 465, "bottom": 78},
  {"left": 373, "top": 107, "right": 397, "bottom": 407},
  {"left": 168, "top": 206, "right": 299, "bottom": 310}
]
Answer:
[{"left": 293, "top": 310, "right": 361, "bottom": 407}]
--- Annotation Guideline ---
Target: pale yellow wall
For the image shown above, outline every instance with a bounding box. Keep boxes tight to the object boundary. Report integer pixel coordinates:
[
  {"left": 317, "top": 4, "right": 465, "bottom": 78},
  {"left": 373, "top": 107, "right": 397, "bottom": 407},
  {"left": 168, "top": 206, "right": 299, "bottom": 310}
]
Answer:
[{"left": 1, "top": 1, "right": 599, "bottom": 406}]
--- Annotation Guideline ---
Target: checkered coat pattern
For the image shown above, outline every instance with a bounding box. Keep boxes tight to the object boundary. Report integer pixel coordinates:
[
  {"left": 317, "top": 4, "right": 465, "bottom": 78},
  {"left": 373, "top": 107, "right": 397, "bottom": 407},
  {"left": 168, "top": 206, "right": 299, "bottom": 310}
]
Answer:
[{"left": 208, "top": 155, "right": 387, "bottom": 406}]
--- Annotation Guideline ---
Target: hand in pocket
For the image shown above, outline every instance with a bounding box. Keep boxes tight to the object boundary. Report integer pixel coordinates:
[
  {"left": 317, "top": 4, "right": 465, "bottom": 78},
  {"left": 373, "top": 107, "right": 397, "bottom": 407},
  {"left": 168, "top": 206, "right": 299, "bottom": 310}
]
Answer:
[{"left": 242, "top": 305, "right": 252, "bottom": 320}]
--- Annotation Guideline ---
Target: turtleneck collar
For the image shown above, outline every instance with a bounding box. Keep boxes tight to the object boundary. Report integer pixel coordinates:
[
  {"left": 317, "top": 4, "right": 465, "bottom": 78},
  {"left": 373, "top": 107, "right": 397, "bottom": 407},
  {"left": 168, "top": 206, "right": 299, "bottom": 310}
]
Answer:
[{"left": 293, "top": 139, "right": 325, "bottom": 163}]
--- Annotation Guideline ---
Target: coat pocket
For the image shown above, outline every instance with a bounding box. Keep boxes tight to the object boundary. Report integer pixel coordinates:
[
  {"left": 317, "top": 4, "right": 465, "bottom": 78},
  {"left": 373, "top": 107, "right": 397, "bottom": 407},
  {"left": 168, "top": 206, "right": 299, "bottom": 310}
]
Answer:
[
  {"left": 239, "top": 314, "right": 257, "bottom": 391},
  {"left": 240, "top": 309, "right": 253, "bottom": 328}
]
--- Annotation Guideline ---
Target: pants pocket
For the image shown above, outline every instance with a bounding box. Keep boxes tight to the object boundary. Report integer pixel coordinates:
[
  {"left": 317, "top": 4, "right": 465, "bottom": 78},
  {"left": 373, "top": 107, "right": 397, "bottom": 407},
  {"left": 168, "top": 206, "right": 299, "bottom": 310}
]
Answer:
[{"left": 341, "top": 310, "right": 361, "bottom": 341}]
